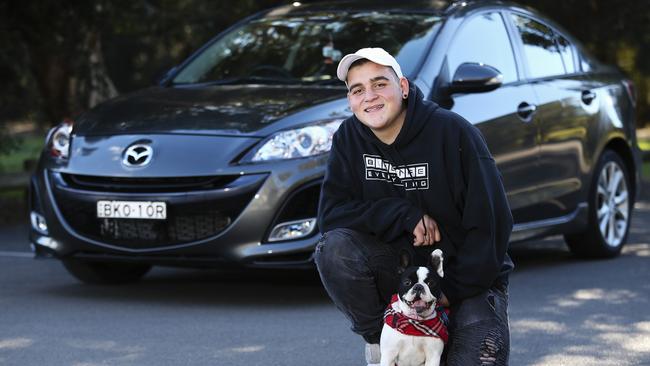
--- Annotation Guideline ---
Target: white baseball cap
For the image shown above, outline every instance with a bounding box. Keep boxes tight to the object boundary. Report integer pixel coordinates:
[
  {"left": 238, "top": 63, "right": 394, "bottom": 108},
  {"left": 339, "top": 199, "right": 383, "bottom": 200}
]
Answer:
[{"left": 336, "top": 47, "right": 403, "bottom": 82}]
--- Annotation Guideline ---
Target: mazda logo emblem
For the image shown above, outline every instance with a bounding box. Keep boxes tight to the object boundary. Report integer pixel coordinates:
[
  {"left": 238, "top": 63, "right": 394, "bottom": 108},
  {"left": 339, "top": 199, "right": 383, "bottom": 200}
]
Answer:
[{"left": 123, "top": 144, "right": 153, "bottom": 167}]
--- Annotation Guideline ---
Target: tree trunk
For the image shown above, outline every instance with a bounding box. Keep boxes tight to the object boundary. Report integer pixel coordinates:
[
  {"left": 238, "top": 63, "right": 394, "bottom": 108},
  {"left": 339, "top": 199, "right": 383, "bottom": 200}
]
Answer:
[{"left": 83, "top": 32, "right": 118, "bottom": 109}]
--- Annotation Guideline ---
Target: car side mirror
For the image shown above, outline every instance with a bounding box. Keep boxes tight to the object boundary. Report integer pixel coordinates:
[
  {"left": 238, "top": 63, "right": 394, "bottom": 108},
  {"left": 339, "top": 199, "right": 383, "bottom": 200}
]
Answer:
[{"left": 448, "top": 63, "right": 503, "bottom": 94}]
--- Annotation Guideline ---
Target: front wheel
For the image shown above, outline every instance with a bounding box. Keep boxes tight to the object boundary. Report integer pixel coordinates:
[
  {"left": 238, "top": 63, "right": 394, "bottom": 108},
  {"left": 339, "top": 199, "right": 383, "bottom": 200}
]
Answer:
[
  {"left": 62, "top": 258, "right": 151, "bottom": 284},
  {"left": 564, "top": 150, "right": 632, "bottom": 258}
]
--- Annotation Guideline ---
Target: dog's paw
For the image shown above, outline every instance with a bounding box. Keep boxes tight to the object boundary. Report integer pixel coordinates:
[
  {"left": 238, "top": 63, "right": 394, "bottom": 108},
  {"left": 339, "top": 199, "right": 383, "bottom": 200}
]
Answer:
[{"left": 430, "top": 249, "right": 444, "bottom": 277}]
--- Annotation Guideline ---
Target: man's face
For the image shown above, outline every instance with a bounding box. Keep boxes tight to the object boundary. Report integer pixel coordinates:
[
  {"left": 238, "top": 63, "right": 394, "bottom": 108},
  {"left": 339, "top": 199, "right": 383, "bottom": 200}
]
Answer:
[{"left": 346, "top": 62, "right": 409, "bottom": 144}]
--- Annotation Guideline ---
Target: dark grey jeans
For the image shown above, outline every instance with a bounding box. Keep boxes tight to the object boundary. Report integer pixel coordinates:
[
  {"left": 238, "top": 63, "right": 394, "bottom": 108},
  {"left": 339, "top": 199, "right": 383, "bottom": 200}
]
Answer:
[{"left": 314, "top": 228, "right": 510, "bottom": 366}]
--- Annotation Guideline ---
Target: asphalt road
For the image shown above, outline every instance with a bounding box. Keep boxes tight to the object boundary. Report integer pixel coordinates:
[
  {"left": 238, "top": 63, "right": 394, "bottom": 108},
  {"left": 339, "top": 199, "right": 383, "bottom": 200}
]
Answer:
[{"left": 1, "top": 187, "right": 649, "bottom": 365}]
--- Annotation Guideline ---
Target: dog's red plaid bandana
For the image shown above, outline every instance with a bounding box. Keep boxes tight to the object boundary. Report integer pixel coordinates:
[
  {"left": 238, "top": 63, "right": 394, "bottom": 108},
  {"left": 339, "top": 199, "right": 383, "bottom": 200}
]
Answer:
[{"left": 383, "top": 294, "right": 449, "bottom": 343}]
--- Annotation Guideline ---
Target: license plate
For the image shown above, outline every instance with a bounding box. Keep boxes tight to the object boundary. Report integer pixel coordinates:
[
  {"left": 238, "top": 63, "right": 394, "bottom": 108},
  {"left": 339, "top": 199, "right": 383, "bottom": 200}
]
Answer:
[{"left": 97, "top": 200, "right": 166, "bottom": 220}]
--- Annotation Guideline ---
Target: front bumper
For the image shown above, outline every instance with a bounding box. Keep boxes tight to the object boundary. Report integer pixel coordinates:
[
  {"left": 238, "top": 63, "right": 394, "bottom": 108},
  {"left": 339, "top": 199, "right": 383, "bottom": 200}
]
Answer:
[{"left": 29, "top": 156, "right": 327, "bottom": 269}]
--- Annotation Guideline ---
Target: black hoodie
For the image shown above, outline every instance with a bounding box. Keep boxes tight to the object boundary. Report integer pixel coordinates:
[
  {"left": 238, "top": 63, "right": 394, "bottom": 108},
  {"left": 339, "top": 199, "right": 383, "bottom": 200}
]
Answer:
[{"left": 318, "top": 83, "right": 514, "bottom": 303}]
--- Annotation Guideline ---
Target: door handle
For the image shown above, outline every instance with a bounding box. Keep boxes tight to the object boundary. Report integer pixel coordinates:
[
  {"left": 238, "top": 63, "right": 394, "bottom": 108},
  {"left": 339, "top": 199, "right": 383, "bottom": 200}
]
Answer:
[
  {"left": 517, "top": 102, "right": 537, "bottom": 121},
  {"left": 581, "top": 90, "right": 596, "bottom": 105}
]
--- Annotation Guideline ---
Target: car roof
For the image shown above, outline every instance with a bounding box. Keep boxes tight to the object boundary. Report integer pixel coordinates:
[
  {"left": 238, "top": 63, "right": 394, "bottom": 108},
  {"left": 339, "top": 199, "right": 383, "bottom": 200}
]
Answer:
[
  {"left": 263, "top": 0, "right": 534, "bottom": 17},
  {"left": 264, "top": 0, "right": 453, "bottom": 17}
]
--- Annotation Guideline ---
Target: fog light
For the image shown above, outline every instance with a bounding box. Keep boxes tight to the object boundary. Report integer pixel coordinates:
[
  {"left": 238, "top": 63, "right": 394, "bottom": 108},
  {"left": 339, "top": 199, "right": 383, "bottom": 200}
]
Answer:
[
  {"left": 30, "top": 212, "right": 49, "bottom": 235},
  {"left": 36, "top": 236, "right": 59, "bottom": 250},
  {"left": 268, "top": 218, "right": 316, "bottom": 242}
]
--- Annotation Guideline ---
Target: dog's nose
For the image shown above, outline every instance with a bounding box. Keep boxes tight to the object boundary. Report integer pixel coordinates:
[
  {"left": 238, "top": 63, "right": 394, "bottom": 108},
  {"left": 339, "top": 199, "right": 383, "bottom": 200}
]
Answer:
[{"left": 413, "top": 284, "right": 424, "bottom": 294}]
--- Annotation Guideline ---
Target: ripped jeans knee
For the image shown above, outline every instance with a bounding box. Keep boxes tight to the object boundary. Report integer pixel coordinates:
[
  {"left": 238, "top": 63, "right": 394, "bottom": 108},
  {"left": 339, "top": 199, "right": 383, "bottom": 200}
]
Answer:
[
  {"left": 479, "top": 328, "right": 506, "bottom": 365},
  {"left": 446, "top": 320, "right": 509, "bottom": 366},
  {"left": 445, "top": 288, "right": 510, "bottom": 366}
]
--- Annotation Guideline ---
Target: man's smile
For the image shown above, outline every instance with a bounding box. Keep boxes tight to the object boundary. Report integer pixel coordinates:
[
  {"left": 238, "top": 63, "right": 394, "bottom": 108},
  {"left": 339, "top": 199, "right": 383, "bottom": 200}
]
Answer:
[{"left": 364, "top": 104, "right": 384, "bottom": 113}]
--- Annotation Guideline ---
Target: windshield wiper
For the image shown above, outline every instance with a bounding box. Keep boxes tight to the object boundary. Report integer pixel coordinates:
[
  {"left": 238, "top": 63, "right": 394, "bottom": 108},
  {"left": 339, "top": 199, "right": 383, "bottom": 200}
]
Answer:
[
  {"left": 196, "top": 76, "right": 301, "bottom": 86},
  {"left": 173, "top": 76, "right": 342, "bottom": 87},
  {"left": 307, "top": 78, "right": 344, "bottom": 86}
]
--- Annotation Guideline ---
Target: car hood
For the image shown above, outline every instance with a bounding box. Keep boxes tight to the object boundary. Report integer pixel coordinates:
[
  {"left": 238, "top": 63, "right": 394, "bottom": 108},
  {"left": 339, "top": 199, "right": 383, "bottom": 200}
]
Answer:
[{"left": 74, "top": 84, "right": 346, "bottom": 136}]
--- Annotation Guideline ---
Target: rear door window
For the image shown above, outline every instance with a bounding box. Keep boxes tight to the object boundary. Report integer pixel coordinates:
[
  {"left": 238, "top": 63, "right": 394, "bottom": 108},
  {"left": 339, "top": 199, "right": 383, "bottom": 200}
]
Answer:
[
  {"left": 447, "top": 12, "right": 518, "bottom": 83},
  {"left": 556, "top": 35, "right": 576, "bottom": 74},
  {"left": 511, "top": 14, "right": 565, "bottom": 78}
]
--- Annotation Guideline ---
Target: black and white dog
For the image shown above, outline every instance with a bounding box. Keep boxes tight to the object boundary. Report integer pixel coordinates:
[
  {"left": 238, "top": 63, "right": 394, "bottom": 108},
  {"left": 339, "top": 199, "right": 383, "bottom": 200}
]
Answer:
[{"left": 380, "top": 249, "right": 448, "bottom": 366}]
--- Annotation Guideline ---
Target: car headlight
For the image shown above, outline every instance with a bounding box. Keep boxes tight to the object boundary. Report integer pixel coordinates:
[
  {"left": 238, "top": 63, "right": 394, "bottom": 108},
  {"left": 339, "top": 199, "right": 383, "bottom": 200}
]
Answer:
[
  {"left": 47, "top": 119, "right": 74, "bottom": 159},
  {"left": 245, "top": 119, "right": 343, "bottom": 162}
]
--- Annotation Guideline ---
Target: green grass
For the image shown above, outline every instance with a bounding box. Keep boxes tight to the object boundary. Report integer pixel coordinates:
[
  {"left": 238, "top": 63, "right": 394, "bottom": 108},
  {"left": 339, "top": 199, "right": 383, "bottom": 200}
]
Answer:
[
  {"left": 0, "top": 135, "right": 44, "bottom": 174},
  {"left": 643, "top": 161, "right": 650, "bottom": 182},
  {"left": 639, "top": 140, "right": 650, "bottom": 152}
]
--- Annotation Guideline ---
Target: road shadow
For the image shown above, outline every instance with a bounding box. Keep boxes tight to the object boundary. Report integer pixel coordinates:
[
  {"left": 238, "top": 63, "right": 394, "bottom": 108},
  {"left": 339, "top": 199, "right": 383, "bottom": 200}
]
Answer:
[
  {"left": 42, "top": 266, "right": 331, "bottom": 307},
  {"left": 509, "top": 234, "right": 650, "bottom": 365},
  {"left": 508, "top": 236, "right": 574, "bottom": 272}
]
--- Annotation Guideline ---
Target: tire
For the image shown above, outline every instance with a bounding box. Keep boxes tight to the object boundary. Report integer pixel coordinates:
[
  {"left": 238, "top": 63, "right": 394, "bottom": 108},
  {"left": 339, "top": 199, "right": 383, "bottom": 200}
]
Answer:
[
  {"left": 62, "top": 259, "right": 151, "bottom": 284},
  {"left": 564, "top": 150, "right": 632, "bottom": 258}
]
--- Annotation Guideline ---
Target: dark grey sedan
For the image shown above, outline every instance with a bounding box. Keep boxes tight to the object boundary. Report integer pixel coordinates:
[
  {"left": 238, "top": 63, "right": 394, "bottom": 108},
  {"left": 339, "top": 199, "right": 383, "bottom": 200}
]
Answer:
[{"left": 29, "top": 0, "right": 642, "bottom": 284}]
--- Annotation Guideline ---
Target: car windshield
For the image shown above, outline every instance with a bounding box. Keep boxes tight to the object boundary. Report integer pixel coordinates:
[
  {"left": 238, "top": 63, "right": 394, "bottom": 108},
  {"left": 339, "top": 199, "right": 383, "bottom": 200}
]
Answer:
[{"left": 171, "top": 11, "right": 442, "bottom": 85}]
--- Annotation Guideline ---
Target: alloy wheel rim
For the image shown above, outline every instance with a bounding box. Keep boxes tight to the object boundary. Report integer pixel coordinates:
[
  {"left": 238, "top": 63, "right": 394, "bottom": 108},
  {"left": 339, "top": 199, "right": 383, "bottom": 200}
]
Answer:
[{"left": 596, "top": 161, "right": 629, "bottom": 248}]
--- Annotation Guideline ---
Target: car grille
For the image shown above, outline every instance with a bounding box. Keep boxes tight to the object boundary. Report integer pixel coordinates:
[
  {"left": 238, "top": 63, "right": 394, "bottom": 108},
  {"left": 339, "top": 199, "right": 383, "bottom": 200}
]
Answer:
[
  {"left": 50, "top": 172, "right": 266, "bottom": 249},
  {"left": 61, "top": 173, "right": 239, "bottom": 193}
]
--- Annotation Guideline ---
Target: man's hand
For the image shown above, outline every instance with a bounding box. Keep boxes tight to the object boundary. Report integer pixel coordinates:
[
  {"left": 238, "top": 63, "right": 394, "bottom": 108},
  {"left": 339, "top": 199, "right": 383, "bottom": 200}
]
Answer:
[{"left": 412, "top": 214, "right": 441, "bottom": 246}]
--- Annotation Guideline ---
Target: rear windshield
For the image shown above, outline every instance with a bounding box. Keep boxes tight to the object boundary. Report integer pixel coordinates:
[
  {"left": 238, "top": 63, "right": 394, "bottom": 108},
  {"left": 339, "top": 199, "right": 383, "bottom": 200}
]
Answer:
[{"left": 172, "top": 12, "right": 441, "bottom": 85}]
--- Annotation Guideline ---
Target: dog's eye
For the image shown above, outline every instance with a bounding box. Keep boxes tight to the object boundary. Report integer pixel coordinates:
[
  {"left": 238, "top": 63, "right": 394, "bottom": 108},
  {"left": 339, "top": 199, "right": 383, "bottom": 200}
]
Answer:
[{"left": 403, "top": 279, "right": 412, "bottom": 287}]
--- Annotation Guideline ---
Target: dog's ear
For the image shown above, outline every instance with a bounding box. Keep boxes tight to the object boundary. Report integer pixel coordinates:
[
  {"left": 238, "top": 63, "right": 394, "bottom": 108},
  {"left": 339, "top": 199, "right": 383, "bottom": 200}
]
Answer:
[
  {"left": 397, "top": 250, "right": 411, "bottom": 275},
  {"left": 430, "top": 249, "right": 444, "bottom": 278}
]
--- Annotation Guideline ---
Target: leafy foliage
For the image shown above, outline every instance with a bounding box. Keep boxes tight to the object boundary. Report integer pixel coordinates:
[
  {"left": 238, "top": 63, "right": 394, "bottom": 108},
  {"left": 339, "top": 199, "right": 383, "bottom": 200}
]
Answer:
[{"left": 0, "top": 0, "right": 285, "bottom": 129}]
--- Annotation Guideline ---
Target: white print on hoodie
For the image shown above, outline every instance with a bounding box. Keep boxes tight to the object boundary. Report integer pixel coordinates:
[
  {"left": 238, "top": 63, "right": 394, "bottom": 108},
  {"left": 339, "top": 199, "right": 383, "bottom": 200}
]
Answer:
[{"left": 363, "top": 154, "right": 429, "bottom": 190}]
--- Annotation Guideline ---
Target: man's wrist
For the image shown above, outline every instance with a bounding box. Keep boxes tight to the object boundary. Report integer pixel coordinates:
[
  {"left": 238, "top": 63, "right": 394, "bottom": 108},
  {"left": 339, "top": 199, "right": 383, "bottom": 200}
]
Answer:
[{"left": 404, "top": 207, "right": 424, "bottom": 233}]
